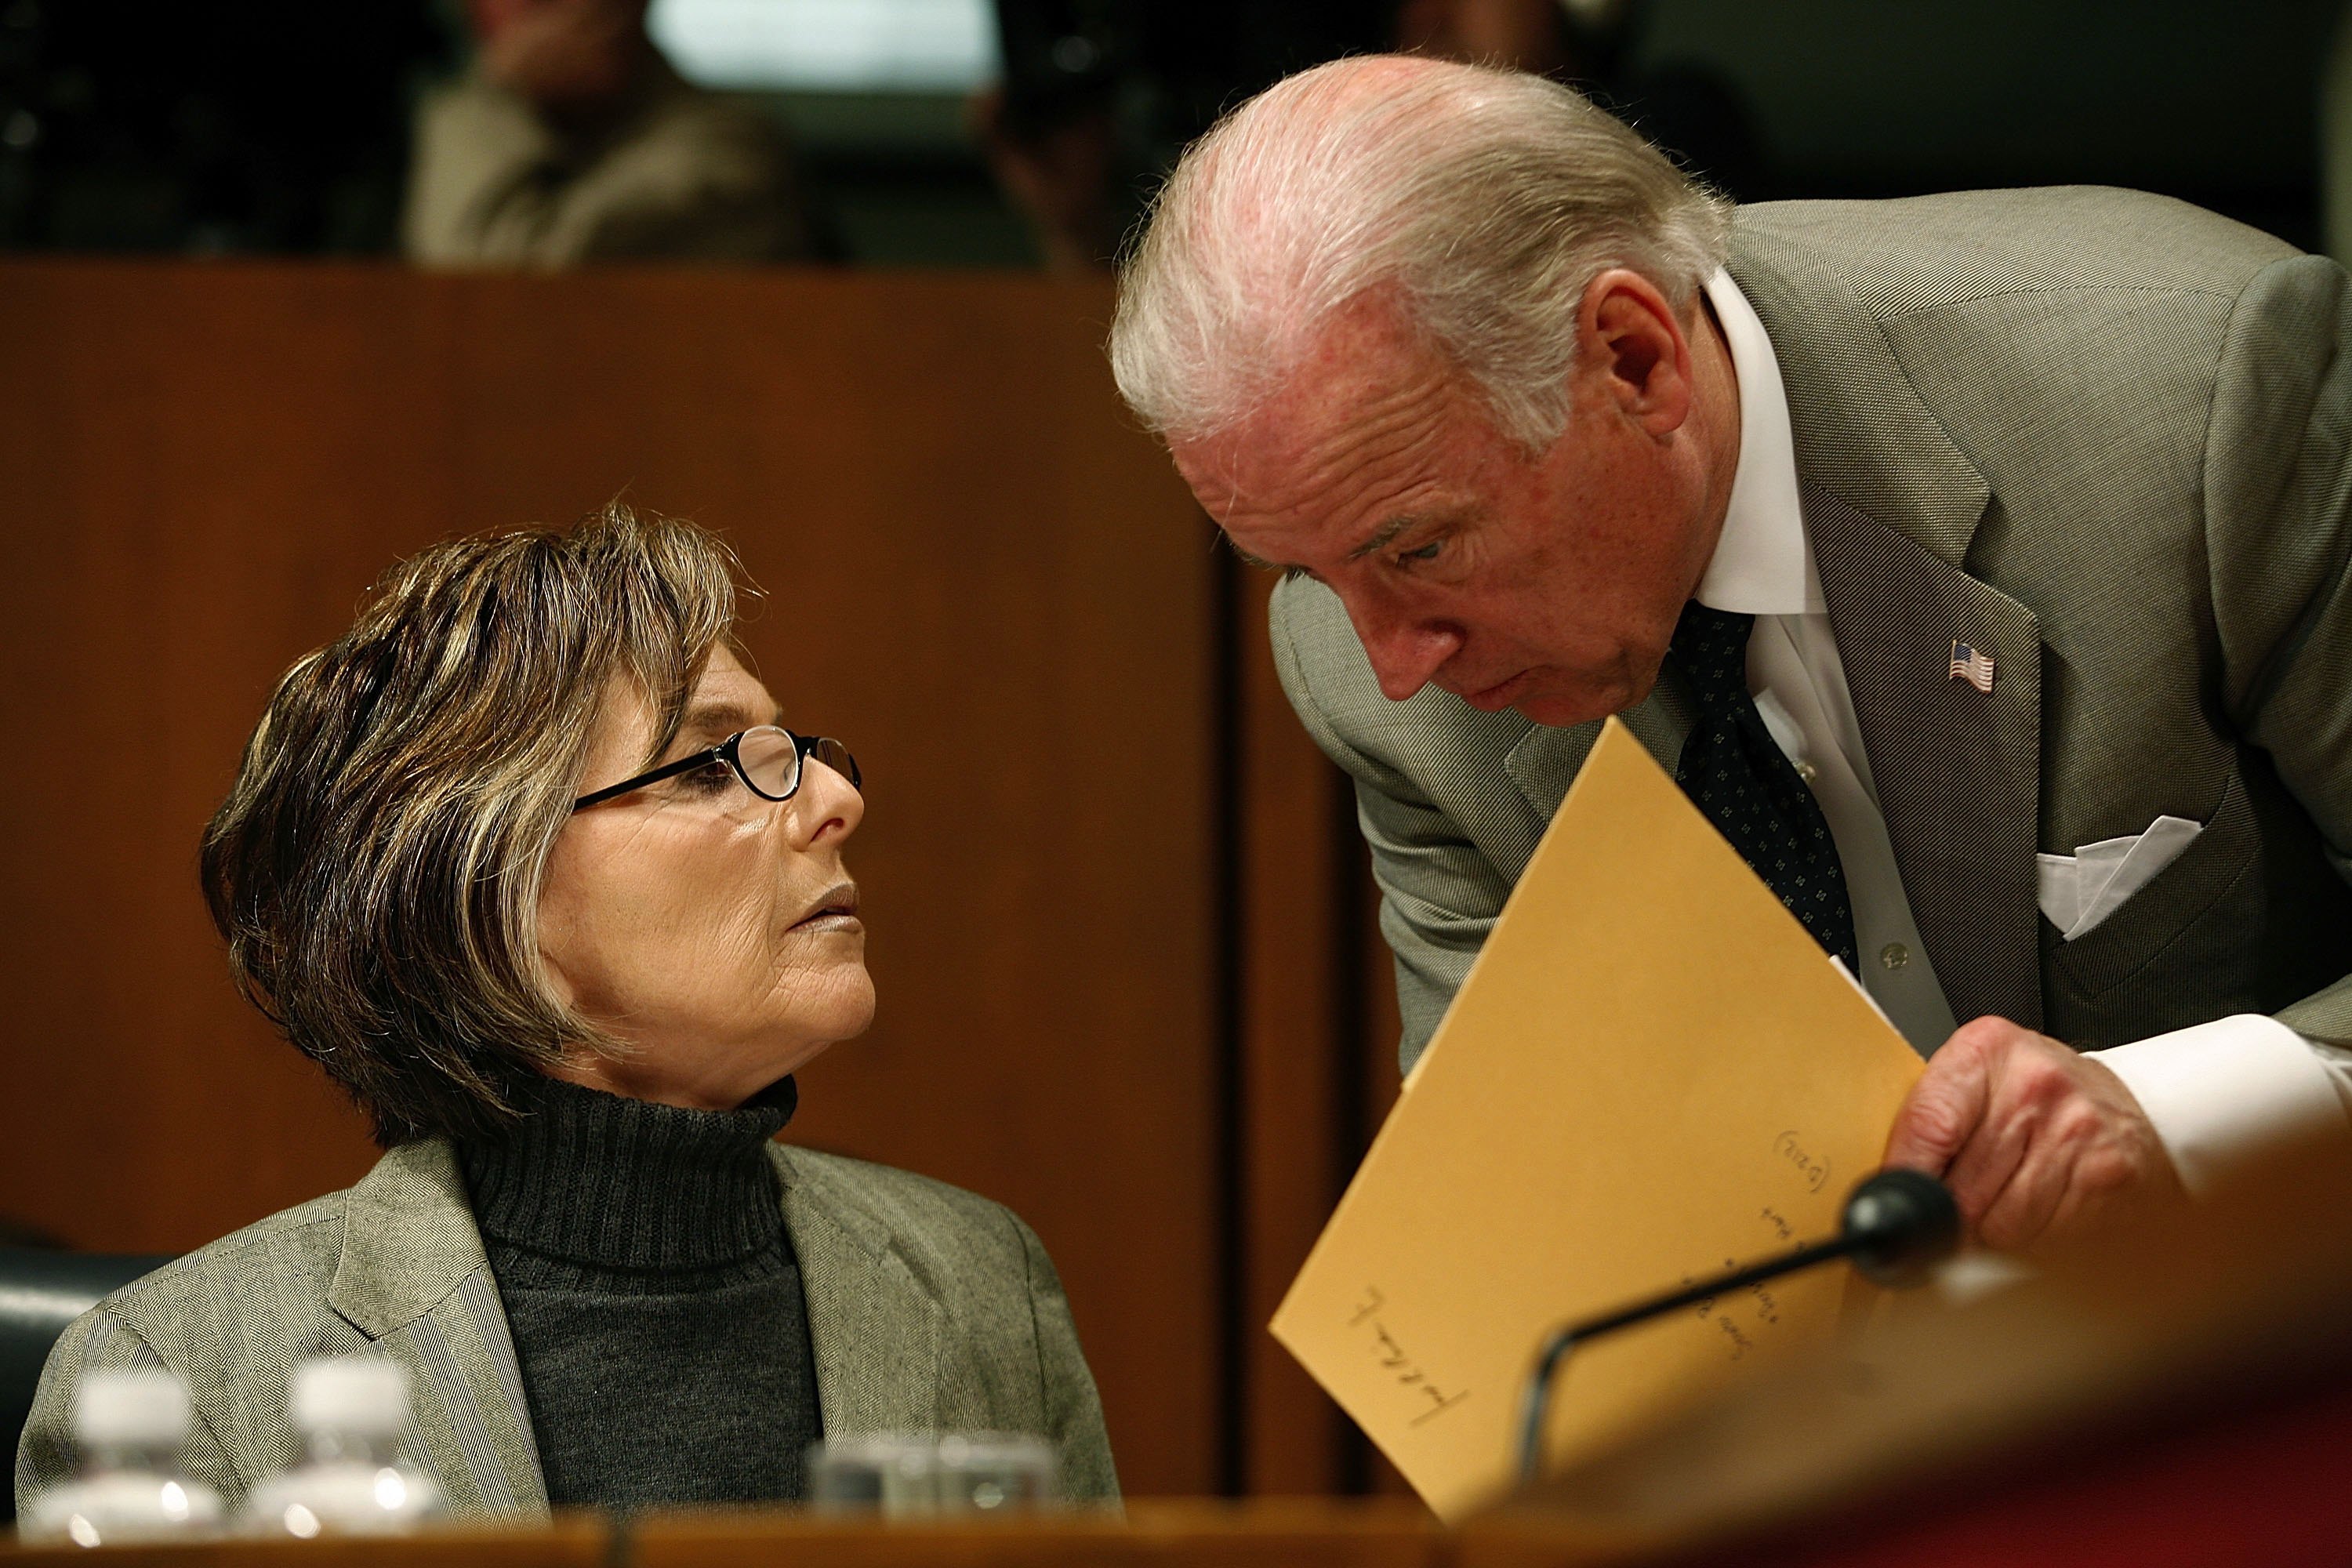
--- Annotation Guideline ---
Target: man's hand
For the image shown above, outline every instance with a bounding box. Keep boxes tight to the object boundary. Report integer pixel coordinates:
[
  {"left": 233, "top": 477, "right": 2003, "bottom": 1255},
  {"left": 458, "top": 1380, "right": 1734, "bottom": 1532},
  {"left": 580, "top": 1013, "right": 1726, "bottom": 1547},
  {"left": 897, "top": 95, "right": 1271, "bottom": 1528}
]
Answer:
[{"left": 1883, "top": 1016, "right": 2185, "bottom": 1253}]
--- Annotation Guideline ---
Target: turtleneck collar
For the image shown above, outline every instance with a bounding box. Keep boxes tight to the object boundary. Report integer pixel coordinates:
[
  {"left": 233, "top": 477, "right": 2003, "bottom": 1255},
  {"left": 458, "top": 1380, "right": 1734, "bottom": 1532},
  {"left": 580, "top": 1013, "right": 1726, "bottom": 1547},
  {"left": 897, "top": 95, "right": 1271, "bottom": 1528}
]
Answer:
[{"left": 458, "top": 1074, "right": 797, "bottom": 1278}]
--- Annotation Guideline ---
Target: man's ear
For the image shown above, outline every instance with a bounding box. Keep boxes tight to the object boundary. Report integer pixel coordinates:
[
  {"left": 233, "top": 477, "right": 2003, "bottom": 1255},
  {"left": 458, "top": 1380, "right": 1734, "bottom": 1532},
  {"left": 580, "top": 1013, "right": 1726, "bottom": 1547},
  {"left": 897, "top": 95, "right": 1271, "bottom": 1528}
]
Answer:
[{"left": 1577, "top": 268, "right": 1696, "bottom": 436}]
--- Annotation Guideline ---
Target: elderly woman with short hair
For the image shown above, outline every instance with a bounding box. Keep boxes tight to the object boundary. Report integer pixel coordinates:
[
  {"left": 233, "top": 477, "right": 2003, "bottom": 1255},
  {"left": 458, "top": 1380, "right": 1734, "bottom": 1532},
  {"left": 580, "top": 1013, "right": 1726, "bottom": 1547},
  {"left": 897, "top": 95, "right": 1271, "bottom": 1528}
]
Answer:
[{"left": 17, "top": 505, "right": 1117, "bottom": 1515}]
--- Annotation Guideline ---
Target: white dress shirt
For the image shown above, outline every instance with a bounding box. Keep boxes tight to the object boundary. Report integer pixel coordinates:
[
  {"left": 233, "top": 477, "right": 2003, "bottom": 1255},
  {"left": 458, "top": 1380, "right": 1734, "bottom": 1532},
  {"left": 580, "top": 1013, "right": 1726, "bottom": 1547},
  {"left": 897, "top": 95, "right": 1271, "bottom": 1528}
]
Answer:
[{"left": 1695, "top": 270, "right": 2352, "bottom": 1196}]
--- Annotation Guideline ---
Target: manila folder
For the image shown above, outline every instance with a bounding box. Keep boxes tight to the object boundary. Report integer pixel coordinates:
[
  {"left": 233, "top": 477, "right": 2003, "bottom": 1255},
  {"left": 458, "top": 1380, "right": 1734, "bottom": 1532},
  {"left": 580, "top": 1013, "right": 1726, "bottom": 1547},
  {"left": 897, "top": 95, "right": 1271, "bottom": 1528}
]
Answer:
[{"left": 1271, "top": 717, "right": 1925, "bottom": 1522}]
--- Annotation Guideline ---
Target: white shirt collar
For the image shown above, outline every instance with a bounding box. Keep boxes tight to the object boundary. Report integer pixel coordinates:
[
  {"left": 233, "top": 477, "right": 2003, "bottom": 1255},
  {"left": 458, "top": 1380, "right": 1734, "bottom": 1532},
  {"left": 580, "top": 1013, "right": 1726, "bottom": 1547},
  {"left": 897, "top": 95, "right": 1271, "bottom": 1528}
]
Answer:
[{"left": 1692, "top": 269, "right": 1822, "bottom": 615}]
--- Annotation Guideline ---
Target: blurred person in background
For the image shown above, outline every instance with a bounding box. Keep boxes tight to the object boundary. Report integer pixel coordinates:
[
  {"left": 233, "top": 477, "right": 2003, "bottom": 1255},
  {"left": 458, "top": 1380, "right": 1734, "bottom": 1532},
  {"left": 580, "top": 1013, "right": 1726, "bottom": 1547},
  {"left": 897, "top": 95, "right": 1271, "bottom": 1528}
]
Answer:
[
  {"left": 17, "top": 505, "right": 1115, "bottom": 1514},
  {"left": 1388, "top": 0, "right": 1760, "bottom": 198},
  {"left": 974, "top": 0, "right": 1756, "bottom": 275},
  {"left": 404, "top": 0, "right": 820, "bottom": 267}
]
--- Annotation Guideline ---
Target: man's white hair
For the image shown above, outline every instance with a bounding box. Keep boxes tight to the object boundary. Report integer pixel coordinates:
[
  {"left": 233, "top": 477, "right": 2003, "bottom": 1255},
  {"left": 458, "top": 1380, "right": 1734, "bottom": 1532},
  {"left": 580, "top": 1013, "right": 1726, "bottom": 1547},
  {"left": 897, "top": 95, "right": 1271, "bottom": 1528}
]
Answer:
[{"left": 1109, "top": 56, "right": 1733, "bottom": 452}]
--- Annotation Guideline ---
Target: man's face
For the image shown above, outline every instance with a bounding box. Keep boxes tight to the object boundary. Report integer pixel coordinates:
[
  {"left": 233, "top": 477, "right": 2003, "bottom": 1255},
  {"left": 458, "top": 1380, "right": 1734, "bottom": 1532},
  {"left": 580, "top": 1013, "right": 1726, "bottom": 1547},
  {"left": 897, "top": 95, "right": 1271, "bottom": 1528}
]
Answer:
[{"left": 1170, "top": 279, "right": 1729, "bottom": 727}]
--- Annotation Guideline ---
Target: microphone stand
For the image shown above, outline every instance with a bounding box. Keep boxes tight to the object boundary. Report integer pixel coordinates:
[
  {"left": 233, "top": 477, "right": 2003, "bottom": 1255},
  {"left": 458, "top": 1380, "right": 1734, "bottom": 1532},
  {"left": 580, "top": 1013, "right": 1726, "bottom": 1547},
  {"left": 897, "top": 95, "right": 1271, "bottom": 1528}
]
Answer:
[{"left": 1515, "top": 1168, "right": 1961, "bottom": 1486}]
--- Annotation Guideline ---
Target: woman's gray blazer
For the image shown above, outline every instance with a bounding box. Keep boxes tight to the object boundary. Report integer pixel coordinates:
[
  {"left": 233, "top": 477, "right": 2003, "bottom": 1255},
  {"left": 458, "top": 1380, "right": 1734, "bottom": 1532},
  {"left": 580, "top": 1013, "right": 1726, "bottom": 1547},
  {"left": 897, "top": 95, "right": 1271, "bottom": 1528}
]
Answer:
[{"left": 14, "top": 1139, "right": 1119, "bottom": 1514}]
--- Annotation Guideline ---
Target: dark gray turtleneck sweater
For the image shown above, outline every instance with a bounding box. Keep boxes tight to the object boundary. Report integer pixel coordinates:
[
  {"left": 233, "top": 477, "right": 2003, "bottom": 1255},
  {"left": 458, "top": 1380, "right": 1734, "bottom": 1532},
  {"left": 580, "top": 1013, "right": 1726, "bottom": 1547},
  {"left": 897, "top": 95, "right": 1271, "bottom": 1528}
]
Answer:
[{"left": 456, "top": 1076, "right": 822, "bottom": 1508}]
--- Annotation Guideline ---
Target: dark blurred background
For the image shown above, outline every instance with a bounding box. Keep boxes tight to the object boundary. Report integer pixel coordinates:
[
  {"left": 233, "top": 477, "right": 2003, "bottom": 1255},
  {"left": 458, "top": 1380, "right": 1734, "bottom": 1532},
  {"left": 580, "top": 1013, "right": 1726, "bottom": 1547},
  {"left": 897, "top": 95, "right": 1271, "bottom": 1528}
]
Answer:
[{"left": 0, "top": 0, "right": 2342, "bottom": 268}]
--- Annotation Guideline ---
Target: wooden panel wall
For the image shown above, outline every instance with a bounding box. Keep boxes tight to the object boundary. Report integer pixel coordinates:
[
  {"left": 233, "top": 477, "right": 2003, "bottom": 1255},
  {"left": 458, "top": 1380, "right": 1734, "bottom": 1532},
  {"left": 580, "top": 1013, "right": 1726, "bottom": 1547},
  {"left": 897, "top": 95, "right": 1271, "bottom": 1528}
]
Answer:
[
  {"left": 1231, "top": 560, "right": 1359, "bottom": 1494},
  {"left": 1229, "top": 560, "right": 1414, "bottom": 1494},
  {"left": 0, "top": 261, "right": 1222, "bottom": 1494}
]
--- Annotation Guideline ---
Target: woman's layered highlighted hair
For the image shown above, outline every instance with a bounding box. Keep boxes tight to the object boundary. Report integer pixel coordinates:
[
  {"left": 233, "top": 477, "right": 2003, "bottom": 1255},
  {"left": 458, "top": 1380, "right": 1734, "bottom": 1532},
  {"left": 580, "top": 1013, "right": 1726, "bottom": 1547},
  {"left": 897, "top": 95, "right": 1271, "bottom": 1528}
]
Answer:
[{"left": 201, "top": 503, "right": 746, "bottom": 1145}]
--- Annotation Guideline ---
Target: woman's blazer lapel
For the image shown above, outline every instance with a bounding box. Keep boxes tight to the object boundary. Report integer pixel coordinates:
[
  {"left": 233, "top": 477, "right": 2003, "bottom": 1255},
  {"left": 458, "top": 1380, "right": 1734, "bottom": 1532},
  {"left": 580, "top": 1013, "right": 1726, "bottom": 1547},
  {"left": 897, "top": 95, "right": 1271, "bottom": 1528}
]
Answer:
[
  {"left": 325, "top": 1142, "right": 550, "bottom": 1516},
  {"left": 771, "top": 1145, "right": 956, "bottom": 1436}
]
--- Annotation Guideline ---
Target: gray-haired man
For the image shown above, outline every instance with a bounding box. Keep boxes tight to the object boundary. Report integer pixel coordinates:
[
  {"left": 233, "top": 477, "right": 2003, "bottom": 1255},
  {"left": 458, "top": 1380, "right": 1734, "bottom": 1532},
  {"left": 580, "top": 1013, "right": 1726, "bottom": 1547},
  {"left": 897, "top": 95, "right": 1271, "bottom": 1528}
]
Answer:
[{"left": 1109, "top": 55, "right": 2352, "bottom": 1252}]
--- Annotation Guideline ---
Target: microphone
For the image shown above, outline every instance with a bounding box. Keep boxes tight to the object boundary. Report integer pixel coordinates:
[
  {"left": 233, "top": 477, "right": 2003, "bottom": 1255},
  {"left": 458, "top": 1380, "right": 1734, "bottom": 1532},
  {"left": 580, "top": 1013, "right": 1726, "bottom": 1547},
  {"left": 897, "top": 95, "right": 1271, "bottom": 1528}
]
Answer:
[{"left": 1514, "top": 1169, "right": 1961, "bottom": 1485}]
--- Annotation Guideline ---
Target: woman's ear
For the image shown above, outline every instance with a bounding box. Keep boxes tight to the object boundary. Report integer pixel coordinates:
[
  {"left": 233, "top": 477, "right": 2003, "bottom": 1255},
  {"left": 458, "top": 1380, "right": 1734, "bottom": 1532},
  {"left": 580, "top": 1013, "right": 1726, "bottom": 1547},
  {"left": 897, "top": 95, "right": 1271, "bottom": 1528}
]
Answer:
[
  {"left": 539, "top": 956, "right": 579, "bottom": 1010},
  {"left": 535, "top": 898, "right": 581, "bottom": 1010}
]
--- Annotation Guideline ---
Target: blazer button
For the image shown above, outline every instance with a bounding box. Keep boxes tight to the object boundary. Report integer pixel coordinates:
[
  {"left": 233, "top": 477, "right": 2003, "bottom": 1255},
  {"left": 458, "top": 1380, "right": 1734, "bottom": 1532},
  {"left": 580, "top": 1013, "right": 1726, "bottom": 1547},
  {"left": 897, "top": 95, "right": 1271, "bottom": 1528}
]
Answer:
[
  {"left": 1879, "top": 942, "right": 1910, "bottom": 971},
  {"left": 1795, "top": 760, "right": 1819, "bottom": 784}
]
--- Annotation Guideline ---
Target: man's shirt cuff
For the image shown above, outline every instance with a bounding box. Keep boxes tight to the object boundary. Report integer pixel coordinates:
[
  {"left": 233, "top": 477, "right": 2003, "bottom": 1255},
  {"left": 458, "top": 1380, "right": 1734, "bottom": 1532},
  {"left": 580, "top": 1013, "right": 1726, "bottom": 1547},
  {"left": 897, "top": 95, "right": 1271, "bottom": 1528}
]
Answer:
[{"left": 2089, "top": 1014, "right": 2352, "bottom": 1197}]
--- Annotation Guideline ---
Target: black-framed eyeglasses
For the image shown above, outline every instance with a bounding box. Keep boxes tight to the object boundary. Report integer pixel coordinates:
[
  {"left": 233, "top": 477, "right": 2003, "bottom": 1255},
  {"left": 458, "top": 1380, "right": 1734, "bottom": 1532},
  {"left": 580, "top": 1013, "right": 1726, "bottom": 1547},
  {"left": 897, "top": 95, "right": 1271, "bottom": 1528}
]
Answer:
[{"left": 572, "top": 726, "right": 862, "bottom": 812}]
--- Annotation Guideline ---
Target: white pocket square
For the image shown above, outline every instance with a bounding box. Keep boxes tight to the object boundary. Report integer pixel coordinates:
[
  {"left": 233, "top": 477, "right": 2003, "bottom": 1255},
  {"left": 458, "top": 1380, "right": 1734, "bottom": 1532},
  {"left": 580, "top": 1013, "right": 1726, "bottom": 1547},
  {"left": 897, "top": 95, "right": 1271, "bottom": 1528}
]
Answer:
[{"left": 2037, "top": 815, "right": 2203, "bottom": 941}]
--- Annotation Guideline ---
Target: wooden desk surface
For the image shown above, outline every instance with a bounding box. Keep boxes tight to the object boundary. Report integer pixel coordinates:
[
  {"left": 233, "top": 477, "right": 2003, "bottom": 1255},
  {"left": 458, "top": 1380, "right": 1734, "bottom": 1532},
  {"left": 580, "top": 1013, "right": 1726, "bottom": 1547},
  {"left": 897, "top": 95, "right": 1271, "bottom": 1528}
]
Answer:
[
  {"left": 630, "top": 1498, "right": 1441, "bottom": 1567},
  {"left": 2, "top": 1503, "right": 1443, "bottom": 1568},
  {"left": 0, "top": 1517, "right": 608, "bottom": 1568},
  {"left": 5, "top": 1428, "right": 2350, "bottom": 1568}
]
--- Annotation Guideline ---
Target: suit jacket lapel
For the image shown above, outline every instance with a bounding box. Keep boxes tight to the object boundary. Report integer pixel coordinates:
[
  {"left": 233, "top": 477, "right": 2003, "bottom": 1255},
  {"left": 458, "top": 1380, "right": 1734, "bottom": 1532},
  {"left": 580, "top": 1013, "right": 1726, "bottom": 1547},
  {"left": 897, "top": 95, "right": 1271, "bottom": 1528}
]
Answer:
[
  {"left": 1726, "top": 222, "right": 1991, "bottom": 566},
  {"left": 1730, "top": 221, "right": 2044, "bottom": 1035},
  {"left": 325, "top": 1141, "right": 550, "bottom": 1516},
  {"left": 1807, "top": 488, "right": 2044, "bottom": 1030},
  {"left": 772, "top": 1145, "right": 950, "bottom": 1436}
]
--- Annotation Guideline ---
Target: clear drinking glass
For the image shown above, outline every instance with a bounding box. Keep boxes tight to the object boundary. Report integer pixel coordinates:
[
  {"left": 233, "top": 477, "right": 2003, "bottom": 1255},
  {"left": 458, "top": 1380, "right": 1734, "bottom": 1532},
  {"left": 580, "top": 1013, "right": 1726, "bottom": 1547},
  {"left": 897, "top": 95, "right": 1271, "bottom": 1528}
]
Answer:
[
  {"left": 931, "top": 1433, "right": 1057, "bottom": 1513},
  {"left": 806, "top": 1432, "right": 1056, "bottom": 1518}
]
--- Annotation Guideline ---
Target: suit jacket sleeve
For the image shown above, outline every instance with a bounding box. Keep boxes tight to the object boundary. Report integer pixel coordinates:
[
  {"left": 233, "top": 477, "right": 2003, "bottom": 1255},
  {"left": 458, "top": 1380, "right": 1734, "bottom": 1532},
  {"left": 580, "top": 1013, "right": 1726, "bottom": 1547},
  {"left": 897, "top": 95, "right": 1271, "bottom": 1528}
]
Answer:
[
  {"left": 1269, "top": 576, "right": 1517, "bottom": 1070},
  {"left": 2205, "top": 253, "right": 2352, "bottom": 1047},
  {"left": 1006, "top": 1211, "right": 1120, "bottom": 1504},
  {"left": 15, "top": 1307, "right": 241, "bottom": 1518}
]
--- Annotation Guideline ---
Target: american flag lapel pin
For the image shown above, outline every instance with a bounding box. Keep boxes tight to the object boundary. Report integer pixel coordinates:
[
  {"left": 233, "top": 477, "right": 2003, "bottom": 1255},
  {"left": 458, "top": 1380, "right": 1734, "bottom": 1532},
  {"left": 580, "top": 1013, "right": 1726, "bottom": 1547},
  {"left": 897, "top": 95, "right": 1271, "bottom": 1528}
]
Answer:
[{"left": 1948, "top": 639, "right": 1995, "bottom": 693}]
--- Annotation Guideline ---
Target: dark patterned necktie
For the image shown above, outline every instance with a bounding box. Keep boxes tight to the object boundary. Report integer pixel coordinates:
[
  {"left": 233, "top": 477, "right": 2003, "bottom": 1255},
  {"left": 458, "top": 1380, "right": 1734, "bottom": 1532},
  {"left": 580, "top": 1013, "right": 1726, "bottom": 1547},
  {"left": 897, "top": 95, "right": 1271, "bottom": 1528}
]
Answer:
[{"left": 1668, "top": 601, "right": 1859, "bottom": 971}]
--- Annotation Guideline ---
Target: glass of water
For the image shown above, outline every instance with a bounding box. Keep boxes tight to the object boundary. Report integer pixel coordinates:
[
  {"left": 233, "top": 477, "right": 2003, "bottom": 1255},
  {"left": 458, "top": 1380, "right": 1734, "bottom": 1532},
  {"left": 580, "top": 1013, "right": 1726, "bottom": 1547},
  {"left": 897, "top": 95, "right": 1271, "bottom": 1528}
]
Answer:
[{"left": 807, "top": 1432, "right": 1056, "bottom": 1518}]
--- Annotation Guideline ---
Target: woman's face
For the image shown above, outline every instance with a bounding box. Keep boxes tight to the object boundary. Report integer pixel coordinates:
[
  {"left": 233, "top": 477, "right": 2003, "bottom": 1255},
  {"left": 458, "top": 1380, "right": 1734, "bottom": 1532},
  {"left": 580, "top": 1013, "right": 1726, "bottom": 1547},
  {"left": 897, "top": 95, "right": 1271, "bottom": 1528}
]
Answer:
[{"left": 538, "top": 646, "right": 873, "bottom": 1109}]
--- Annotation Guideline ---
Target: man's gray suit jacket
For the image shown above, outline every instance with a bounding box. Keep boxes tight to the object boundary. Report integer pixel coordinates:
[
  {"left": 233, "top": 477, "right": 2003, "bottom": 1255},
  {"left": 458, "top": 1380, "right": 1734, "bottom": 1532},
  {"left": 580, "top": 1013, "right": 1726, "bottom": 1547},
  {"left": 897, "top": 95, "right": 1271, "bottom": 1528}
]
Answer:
[
  {"left": 1271, "top": 187, "right": 2352, "bottom": 1072},
  {"left": 15, "top": 1140, "right": 1119, "bottom": 1515}
]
